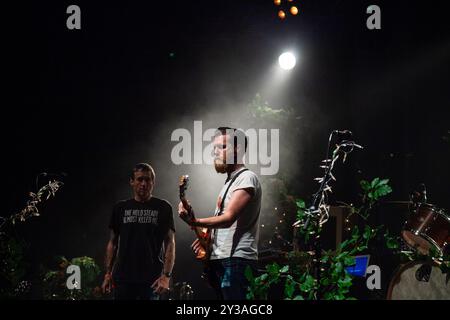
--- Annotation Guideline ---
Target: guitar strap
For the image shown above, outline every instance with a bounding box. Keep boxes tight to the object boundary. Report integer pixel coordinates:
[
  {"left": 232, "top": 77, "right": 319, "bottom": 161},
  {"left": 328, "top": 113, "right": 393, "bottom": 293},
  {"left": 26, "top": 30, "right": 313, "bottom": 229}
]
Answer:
[
  {"left": 218, "top": 168, "right": 249, "bottom": 215},
  {"left": 212, "top": 168, "right": 254, "bottom": 259}
]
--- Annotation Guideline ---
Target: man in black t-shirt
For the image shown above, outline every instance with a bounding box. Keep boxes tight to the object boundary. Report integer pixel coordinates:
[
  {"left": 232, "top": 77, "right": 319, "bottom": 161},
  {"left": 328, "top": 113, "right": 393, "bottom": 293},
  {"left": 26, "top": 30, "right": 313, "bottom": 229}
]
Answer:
[{"left": 101, "top": 163, "right": 175, "bottom": 300}]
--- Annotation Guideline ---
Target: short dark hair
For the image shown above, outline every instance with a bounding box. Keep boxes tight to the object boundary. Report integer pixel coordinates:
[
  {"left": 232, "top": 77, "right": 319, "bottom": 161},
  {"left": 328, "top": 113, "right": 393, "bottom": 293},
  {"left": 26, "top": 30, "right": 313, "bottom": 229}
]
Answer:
[
  {"left": 216, "top": 127, "right": 248, "bottom": 153},
  {"left": 130, "top": 163, "right": 155, "bottom": 181}
]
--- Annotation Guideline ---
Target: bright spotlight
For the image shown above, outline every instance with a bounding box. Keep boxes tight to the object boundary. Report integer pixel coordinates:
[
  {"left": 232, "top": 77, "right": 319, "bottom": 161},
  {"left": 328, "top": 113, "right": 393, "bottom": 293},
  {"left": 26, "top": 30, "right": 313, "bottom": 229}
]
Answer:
[{"left": 278, "top": 52, "right": 296, "bottom": 70}]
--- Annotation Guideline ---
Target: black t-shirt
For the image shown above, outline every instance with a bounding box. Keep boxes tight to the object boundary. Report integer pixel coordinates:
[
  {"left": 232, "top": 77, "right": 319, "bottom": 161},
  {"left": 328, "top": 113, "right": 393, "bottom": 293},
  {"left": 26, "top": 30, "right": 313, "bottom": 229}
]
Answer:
[{"left": 109, "top": 197, "right": 175, "bottom": 284}]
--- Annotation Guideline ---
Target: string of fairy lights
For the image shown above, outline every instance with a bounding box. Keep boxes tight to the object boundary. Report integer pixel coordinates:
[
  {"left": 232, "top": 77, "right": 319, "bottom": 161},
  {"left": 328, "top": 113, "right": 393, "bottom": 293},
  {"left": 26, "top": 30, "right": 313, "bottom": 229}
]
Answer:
[
  {"left": 260, "top": 206, "right": 289, "bottom": 246},
  {"left": 274, "top": 0, "right": 299, "bottom": 20}
]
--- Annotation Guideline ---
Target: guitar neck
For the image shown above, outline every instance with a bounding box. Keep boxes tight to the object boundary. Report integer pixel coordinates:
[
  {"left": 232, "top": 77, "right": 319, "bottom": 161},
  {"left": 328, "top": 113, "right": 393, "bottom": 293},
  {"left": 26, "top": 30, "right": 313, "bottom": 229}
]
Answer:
[{"left": 179, "top": 179, "right": 211, "bottom": 257}]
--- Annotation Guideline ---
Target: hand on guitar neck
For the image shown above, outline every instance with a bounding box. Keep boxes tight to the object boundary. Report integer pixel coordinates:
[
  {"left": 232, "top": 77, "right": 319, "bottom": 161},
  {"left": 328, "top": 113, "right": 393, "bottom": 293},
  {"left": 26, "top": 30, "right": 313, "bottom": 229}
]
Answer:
[
  {"left": 178, "top": 175, "right": 211, "bottom": 261},
  {"left": 178, "top": 200, "right": 196, "bottom": 227}
]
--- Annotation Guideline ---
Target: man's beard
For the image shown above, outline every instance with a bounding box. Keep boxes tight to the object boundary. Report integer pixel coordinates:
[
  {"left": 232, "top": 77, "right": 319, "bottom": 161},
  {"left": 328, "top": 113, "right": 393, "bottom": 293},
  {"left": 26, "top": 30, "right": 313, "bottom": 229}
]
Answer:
[{"left": 214, "top": 158, "right": 230, "bottom": 174}]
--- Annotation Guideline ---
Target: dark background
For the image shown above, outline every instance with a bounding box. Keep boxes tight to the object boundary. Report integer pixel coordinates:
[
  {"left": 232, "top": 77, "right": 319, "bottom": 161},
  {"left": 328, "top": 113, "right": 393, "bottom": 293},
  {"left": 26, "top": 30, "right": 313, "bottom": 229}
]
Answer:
[{"left": 3, "top": 0, "right": 449, "bottom": 299}]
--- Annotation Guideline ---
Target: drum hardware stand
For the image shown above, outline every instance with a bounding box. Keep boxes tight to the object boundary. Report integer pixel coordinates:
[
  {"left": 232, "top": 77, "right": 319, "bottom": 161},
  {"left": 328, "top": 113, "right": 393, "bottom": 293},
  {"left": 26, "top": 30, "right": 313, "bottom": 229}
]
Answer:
[{"left": 293, "top": 130, "right": 363, "bottom": 299}]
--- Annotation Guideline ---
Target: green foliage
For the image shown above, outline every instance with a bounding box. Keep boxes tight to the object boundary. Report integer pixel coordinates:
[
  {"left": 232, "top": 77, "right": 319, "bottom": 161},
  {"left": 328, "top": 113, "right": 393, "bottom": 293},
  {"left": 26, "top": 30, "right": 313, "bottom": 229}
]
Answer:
[
  {"left": 247, "top": 177, "right": 394, "bottom": 300},
  {"left": 246, "top": 263, "right": 282, "bottom": 300},
  {"left": 294, "top": 199, "right": 319, "bottom": 244},
  {"left": 42, "top": 256, "right": 101, "bottom": 300},
  {"left": 0, "top": 234, "right": 29, "bottom": 298},
  {"left": 284, "top": 275, "right": 296, "bottom": 299},
  {"left": 314, "top": 225, "right": 380, "bottom": 300},
  {"left": 358, "top": 178, "right": 392, "bottom": 219},
  {"left": 71, "top": 256, "right": 101, "bottom": 285},
  {"left": 246, "top": 94, "right": 293, "bottom": 124},
  {"left": 360, "top": 178, "right": 392, "bottom": 200},
  {"left": 384, "top": 229, "right": 400, "bottom": 250}
]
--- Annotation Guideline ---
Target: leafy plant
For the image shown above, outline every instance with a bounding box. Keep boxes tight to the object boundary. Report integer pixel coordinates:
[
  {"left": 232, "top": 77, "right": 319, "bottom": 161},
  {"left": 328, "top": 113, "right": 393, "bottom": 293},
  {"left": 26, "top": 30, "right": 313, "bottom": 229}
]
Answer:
[
  {"left": 246, "top": 94, "right": 293, "bottom": 124},
  {"left": 358, "top": 178, "right": 392, "bottom": 219},
  {"left": 247, "top": 177, "right": 394, "bottom": 300},
  {"left": 42, "top": 256, "right": 102, "bottom": 300},
  {"left": 294, "top": 199, "right": 320, "bottom": 244}
]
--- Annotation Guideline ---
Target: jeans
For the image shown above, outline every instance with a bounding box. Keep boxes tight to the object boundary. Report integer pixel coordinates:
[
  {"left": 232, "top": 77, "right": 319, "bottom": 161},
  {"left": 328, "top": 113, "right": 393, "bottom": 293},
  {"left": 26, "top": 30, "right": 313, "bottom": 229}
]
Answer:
[
  {"left": 209, "top": 257, "right": 257, "bottom": 300},
  {"left": 113, "top": 282, "right": 159, "bottom": 300}
]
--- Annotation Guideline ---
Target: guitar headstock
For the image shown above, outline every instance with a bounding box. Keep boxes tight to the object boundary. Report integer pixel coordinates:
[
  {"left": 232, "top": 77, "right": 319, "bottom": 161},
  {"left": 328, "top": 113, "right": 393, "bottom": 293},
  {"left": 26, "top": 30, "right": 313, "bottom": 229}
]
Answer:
[{"left": 179, "top": 175, "right": 189, "bottom": 199}]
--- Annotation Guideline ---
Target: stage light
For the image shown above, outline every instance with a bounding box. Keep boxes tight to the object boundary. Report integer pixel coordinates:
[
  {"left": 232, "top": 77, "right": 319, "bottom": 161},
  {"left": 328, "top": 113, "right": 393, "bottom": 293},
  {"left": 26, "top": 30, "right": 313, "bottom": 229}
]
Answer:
[
  {"left": 278, "top": 52, "right": 296, "bottom": 70},
  {"left": 290, "top": 6, "right": 298, "bottom": 15},
  {"left": 274, "top": 0, "right": 281, "bottom": 5},
  {"left": 278, "top": 10, "right": 286, "bottom": 19}
]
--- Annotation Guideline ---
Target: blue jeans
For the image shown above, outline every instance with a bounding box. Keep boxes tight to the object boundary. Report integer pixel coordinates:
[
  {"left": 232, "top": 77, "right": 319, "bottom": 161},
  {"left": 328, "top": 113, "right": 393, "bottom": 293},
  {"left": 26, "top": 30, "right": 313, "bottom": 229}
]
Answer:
[
  {"left": 209, "top": 257, "right": 257, "bottom": 300},
  {"left": 113, "top": 282, "right": 159, "bottom": 300}
]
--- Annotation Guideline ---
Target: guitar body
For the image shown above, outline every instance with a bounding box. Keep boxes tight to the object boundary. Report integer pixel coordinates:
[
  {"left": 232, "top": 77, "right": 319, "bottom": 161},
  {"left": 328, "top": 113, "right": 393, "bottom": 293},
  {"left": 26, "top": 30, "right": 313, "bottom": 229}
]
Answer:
[{"left": 192, "top": 226, "right": 210, "bottom": 261}]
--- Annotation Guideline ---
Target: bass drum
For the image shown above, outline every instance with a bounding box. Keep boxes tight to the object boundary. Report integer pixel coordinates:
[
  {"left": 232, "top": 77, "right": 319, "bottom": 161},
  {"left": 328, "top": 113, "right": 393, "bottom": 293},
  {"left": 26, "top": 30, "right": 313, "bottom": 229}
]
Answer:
[{"left": 387, "top": 261, "right": 449, "bottom": 300}]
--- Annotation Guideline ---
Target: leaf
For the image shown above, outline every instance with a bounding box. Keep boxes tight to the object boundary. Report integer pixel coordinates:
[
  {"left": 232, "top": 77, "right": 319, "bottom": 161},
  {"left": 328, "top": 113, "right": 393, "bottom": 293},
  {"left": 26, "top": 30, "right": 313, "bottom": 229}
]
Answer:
[
  {"left": 284, "top": 275, "right": 296, "bottom": 299},
  {"left": 296, "top": 199, "right": 306, "bottom": 209},
  {"left": 363, "top": 225, "right": 372, "bottom": 240},
  {"left": 386, "top": 238, "right": 399, "bottom": 249},
  {"left": 267, "top": 263, "right": 279, "bottom": 275},
  {"left": 280, "top": 265, "right": 289, "bottom": 273},
  {"left": 320, "top": 278, "right": 330, "bottom": 286},
  {"left": 338, "top": 275, "right": 353, "bottom": 289},
  {"left": 351, "top": 225, "right": 360, "bottom": 238},
  {"left": 375, "top": 185, "right": 392, "bottom": 198},
  {"left": 296, "top": 209, "right": 305, "bottom": 221},
  {"left": 300, "top": 275, "right": 316, "bottom": 292},
  {"left": 360, "top": 180, "right": 370, "bottom": 191},
  {"left": 344, "top": 256, "right": 355, "bottom": 266},
  {"left": 293, "top": 295, "right": 304, "bottom": 300},
  {"left": 245, "top": 265, "right": 254, "bottom": 282},
  {"left": 338, "top": 239, "right": 350, "bottom": 252},
  {"left": 323, "top": 292, "right": 333, "bottom": 300},
  {"left": 259, "top": 273, "right": 269, "bottom": 281},
  {"left": 334, "top": 262, "right": 343, "bottom": 274},
  {"left": 357, "top": 245, "right": 368, "bottom": 252},
  {"left": 336, "top": 252, "right": 348, "bottom": 260},
  {"left": 371, "top": 177, "right": 380, "bottom": 188}
]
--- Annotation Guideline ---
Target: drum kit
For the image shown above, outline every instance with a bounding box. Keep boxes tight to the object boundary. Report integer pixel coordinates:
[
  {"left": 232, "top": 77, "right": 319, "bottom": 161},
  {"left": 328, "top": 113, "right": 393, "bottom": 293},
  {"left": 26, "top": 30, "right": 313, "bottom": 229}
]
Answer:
[{"left": 387, "top": 201, "right": 450, "bottom": 300}]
